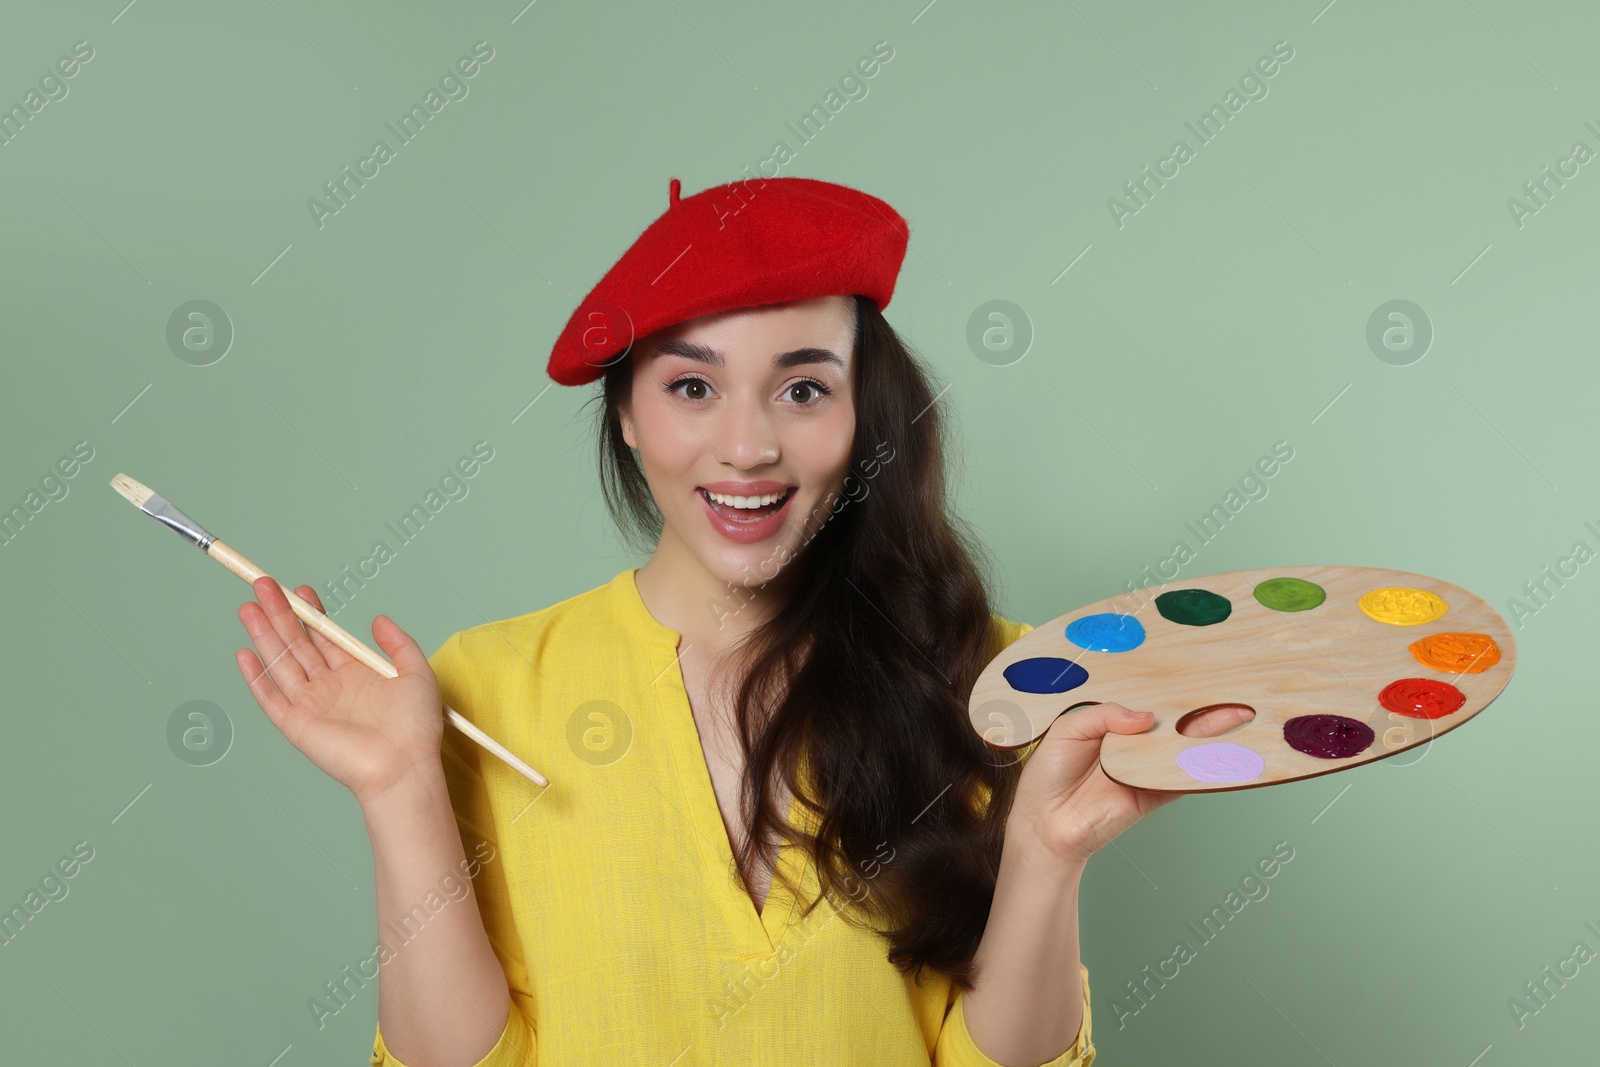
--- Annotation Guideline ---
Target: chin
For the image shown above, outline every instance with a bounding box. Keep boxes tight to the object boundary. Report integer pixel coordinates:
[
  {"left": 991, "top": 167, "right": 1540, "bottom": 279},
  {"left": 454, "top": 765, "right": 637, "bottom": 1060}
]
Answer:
[{"left": 699, "top": 542, "right": 796, "bottom": 588}]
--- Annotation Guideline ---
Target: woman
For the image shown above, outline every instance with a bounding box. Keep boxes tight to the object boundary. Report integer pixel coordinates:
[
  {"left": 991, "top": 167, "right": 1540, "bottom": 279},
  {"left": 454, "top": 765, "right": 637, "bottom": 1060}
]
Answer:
[{"left": 234, "top": 176, "right": 1245, "bottom": 1067}]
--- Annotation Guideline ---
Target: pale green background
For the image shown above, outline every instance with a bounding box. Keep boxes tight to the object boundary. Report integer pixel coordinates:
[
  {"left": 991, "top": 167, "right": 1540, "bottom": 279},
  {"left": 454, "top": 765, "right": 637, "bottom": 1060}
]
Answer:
[{"left": 3, "top": 0, "right": 1596, "bottom": 1063}]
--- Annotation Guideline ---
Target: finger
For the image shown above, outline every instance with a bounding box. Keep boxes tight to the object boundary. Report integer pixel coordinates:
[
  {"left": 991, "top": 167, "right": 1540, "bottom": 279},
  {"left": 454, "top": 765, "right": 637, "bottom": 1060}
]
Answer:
[
  {"left": 239, "top": 595, "right": 308, "bottom": 699},
  {"left": 255, "top": 575, "right": 329, "bottom": 682},
  {"left": 290, "top": 584, "right": 354, "bottom": 670},
  {"left": 1044, "top": 701, "right": 1155, "bottom": 744},
  {"left": 236, "top": 647, "right": 293, "bottom": 729},
  {"left": 372, "top": 614, "right": 431, "bottom": 678},
  {"left": 1179, "top": 705, "right": 1255, "bottom": 739},
  {"left": 1136, "top": 788, "right": 1186, "bottom": 815}
]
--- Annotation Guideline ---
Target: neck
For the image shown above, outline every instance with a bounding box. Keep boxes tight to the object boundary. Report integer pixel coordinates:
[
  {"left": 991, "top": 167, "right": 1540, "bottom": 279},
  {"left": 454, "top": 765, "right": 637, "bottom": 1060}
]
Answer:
[{"left": 634, "top": 528, "right": 799, "bottom": 655}]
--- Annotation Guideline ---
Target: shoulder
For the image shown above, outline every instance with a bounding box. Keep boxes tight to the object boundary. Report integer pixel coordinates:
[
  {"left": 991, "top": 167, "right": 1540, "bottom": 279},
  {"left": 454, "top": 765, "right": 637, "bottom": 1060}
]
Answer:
[
  {"left": 985, "top": 612, "right": 1034, "bottom": 660},
  {"left": 427, "top": 571, "right": 632, "bottom": 698},
  {"left": 990, "top": 613, "right": 1033, "bottom": 643},
  {"left": 446, "top": 578, "right": 610, "bottom": 656}
]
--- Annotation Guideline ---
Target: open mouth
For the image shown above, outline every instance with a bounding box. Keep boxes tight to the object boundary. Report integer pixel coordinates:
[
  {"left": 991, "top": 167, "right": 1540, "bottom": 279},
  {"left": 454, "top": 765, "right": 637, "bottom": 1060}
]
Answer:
[{"left": 698, "top": 487, "right": 794, "bottom": 523}]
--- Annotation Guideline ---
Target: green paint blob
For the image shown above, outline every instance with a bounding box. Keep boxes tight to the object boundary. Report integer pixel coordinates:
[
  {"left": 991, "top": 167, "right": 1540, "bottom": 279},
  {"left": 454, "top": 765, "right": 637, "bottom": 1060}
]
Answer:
[
  {"left": 1155, "top": 588, "right": 1232, "bottom": 626},
  {"left": 1253, "top": 577, "right": 1327, "bottom": 613}
]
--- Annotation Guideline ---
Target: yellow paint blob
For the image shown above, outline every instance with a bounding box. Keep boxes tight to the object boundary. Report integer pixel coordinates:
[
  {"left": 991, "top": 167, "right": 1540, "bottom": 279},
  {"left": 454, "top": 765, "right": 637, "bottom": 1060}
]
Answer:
[
  {"left": 1410, "top": 632, "right": 1501, "bottom": 674},
  {"left": 1358, "top": 586, "right": 1448, "bottom": 626}
]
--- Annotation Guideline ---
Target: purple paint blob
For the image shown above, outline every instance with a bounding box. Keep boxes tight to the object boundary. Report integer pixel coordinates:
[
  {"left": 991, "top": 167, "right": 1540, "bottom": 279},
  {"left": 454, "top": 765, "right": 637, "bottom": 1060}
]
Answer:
[
  {"left": 1282, "top": 714, "right": 1374, "bottom": 759},
  {"left": 1175, "top": 742, "right": 1266, "bottom": 783}
]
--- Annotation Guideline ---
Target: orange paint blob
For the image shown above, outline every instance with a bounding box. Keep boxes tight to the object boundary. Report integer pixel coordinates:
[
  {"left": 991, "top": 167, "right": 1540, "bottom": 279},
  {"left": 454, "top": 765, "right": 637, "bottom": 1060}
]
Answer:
[{"left": 1409, "top": 632, "right": 1501, "bottom": 674}]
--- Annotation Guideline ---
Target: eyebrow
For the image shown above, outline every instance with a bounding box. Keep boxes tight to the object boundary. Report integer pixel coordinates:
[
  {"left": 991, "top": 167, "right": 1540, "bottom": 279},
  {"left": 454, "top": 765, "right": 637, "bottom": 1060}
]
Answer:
[{"left": 650, "top": 339, "right": 845, "bottom": 372}]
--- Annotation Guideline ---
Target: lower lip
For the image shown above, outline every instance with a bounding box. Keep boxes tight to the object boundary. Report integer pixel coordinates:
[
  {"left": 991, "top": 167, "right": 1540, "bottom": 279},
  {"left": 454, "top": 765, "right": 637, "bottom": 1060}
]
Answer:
[{"left": 698, "top": 488, "right": 795, "bottom": 544}]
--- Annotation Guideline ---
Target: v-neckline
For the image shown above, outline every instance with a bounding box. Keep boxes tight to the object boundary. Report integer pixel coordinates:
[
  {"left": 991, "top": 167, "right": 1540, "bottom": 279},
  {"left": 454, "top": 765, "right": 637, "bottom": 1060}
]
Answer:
[{"left": 618, "top": 568, "right": 813, "bottom": 957}]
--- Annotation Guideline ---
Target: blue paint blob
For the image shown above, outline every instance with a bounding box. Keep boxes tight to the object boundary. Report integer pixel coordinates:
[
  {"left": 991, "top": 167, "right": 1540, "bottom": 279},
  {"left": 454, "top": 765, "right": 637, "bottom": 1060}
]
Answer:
[
  {"left": 1003, "top": 656, "right": 1089, "bottom": 695},
  {"left": 1065, "top": 613, "right": 1146, "bottom": 653}
]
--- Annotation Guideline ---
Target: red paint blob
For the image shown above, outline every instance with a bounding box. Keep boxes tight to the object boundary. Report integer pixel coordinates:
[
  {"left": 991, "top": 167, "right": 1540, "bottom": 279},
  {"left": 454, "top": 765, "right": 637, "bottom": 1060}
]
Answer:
[{"left": 1378, "top": 678, "right": 1466, "bottom": 719}]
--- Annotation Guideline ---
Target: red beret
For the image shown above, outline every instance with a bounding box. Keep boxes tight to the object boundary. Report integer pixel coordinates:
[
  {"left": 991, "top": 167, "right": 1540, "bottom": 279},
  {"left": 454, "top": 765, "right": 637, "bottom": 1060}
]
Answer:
[{"left": 547, "top": 175, "right": 910, "bottom": 386}]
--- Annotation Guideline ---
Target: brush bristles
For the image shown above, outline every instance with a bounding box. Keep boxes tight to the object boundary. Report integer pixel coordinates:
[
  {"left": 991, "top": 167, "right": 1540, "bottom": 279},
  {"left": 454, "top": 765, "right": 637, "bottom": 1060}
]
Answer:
[{"left": 110, "top": 473, "right": 155, "bottom": 507}]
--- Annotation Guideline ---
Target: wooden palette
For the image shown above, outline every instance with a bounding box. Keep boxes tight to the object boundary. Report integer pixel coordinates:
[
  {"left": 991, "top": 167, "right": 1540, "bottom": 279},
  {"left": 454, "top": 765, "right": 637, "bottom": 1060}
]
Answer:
[{"left": 969, "top": 565, "right": 1517, "bottom": 793}]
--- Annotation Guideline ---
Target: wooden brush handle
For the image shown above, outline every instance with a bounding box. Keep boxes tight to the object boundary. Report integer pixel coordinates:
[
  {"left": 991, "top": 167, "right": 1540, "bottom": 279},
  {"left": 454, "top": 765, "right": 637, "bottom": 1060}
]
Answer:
[{"left": 209, "top": 538, "right": 548, "bottom": 788}]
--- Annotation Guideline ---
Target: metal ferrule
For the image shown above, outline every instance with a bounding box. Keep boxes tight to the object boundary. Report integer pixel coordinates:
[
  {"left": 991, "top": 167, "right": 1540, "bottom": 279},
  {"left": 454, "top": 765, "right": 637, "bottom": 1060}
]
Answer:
[{"left": 141, "top": 492, "right": 216, "bottom": 551}]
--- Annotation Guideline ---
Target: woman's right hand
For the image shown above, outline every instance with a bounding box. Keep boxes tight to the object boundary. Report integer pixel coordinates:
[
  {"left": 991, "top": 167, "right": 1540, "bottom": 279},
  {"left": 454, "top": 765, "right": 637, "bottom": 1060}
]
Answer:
[{"left": 234, "top": 575, "right": 445, "bottom": 806}]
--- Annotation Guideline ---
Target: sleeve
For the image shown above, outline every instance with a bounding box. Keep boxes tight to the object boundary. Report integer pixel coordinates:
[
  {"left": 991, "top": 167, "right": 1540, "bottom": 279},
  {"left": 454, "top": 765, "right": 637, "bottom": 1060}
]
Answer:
[
  {"left": 369, "top": 632, "right": 540, "bottom": 1067},
  {"left": 934, "top": 963, "right": 1095, "bottom": 1067},
  {"left": 371, "top": 1007, "right": 534, "bottom": 1067}
]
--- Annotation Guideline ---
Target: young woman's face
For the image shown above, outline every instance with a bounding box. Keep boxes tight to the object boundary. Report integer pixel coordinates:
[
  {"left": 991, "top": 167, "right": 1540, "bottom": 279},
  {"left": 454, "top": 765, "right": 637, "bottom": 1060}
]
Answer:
[{"left": 619, "top": 295, "right": 857, "bottom": 592}]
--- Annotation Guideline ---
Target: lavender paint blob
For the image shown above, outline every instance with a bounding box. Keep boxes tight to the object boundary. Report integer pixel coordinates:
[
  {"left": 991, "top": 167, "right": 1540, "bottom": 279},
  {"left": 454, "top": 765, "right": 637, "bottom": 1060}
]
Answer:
[{"left": 1175, "top": 741, "right": 1266, "bottom": 783}]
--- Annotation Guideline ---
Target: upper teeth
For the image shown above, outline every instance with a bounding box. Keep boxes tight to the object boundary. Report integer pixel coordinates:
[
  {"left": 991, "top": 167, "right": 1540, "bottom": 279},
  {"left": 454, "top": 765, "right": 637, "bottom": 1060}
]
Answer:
[{"left": 706, "top": 490, "right": 786, "bottom": 509}]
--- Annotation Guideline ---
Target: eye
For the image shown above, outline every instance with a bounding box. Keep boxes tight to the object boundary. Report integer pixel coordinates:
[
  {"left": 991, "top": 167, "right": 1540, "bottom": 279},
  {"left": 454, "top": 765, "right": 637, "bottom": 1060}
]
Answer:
[
  {"left": 787, "top": 378, "right": 832, "bottom": 404},
  {"left": 664, "top": 375, "right": 712, "bottom": 402}
]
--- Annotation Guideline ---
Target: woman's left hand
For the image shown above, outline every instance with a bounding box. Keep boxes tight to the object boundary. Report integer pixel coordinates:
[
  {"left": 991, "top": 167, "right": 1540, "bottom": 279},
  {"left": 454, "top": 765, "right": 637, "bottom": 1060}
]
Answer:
[{"left": 1007, "top": 701, "right": 1250, "bottom": 868}]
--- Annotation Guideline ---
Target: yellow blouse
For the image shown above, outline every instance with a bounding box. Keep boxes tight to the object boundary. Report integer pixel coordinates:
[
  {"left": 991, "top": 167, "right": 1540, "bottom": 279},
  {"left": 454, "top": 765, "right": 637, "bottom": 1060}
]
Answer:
[{"left": 371, "top": 567, "right": 1094, "bottom": 1067}]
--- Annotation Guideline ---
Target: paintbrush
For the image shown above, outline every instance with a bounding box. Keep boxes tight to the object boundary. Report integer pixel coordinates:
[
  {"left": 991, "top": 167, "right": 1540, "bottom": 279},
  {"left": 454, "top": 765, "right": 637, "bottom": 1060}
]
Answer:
[{"left": 110, "top": 473, "right": 547, "bottom": 788}]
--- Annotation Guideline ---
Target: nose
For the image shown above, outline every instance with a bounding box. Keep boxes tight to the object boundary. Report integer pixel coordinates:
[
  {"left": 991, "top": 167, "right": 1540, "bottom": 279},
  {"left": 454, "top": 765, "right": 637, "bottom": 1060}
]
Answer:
[{"left": 713, "top": 392, "right": 780, "bottom": 470}]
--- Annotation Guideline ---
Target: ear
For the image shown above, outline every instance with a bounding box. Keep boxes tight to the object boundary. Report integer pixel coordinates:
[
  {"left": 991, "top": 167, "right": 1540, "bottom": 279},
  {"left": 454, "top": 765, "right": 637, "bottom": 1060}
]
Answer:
[{"left": 619, "top": 403, "right": 637, "bottom": 450}]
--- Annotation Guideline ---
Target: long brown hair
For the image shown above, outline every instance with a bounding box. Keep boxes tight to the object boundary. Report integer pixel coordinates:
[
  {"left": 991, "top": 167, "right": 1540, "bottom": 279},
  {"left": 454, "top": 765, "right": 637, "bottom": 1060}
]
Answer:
[{"left": 587, "top": 295, "right": 1023, "bottom": 990}]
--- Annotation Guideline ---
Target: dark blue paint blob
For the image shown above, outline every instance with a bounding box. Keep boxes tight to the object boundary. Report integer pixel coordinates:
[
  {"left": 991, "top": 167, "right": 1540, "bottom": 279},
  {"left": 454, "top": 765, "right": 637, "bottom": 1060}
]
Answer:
[
  {"left": 1004, "top": 656, "right": 1089, "bottom": 695},
  {"left": 1066, "top": 613, "right": 1146, "bottom": 653}
]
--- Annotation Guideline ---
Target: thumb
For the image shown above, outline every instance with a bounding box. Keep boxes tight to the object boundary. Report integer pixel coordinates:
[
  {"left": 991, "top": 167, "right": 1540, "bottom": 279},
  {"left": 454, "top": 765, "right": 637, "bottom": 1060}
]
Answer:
[
  {"left": 1044, "top": 702, "right": 1155, "bottom": 744},
  {"left": 372, "top": 614, "right": 429, "bottom": 676}
]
